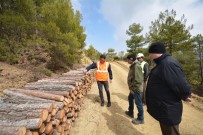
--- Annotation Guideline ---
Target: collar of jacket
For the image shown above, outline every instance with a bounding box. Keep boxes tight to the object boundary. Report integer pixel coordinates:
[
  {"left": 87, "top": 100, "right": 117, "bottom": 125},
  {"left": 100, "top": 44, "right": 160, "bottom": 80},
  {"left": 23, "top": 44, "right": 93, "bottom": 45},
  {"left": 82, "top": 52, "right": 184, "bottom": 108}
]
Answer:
[
  {"left": 130, "top": 61, "right": 139, "bottom": 68},
  {"left": 153, "top": 53, "right": 170, "bottom": 64}
]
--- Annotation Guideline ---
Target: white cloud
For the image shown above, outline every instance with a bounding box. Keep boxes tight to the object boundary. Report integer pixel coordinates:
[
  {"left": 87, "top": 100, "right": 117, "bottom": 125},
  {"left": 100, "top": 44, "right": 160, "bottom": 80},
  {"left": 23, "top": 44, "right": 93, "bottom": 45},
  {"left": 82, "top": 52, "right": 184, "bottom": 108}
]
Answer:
[{"left": 100, "top": 0, "right": 203, "bottom": 46}]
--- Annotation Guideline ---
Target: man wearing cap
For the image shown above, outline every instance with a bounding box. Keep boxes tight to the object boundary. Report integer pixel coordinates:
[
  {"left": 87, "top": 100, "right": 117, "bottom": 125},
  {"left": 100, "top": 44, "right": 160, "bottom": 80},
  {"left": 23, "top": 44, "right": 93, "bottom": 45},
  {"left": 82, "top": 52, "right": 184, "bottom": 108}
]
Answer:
[
  {"left": 84, "top": 54, "right": 113, "bottom": 107},
  {"left": 136, "top": 53, "right": 150, "bottom": 105},
  {"left": 125, "top": 54, "right": 144, "bottom": 124},
  {"left": 146, "top": 42, "right": 192, "bottom": 134}
]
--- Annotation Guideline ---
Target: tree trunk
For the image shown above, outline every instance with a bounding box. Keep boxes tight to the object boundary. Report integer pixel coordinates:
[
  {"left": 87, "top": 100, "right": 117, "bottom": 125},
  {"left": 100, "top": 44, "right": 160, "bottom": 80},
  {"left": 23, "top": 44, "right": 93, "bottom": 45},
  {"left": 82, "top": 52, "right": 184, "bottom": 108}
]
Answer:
[
  {"left": 199, "top": 49, "right": 203, "bottom": 84},
  {"left": 0, "top": 118, "right": 43, "bottom": 130},
  {"left": 0, "top": 102, "right": 53, "bottom": 112},
  {"left": 3, "top": 89, "right": 53, "bottom": 104},
  {"left": 0, "top": 108, "right": 48, "bottom": 122},
  {"left": 0, "top": 126, "right": 26, "bottom": 135},
  {"left": 7, "top": 89, "right": 65, "bottom": 102},
  {"left": 36, "top": 79, "right": 82, "bottom": 86},
  {"left": 24, "top": 84, "right": 75, "bottom": 91}
]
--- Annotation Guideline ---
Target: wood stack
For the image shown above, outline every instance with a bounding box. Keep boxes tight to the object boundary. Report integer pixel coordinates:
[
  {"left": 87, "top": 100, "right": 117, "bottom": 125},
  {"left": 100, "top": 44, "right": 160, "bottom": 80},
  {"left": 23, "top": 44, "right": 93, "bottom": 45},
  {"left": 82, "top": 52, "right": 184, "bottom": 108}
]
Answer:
[{"left": 0, "top": 69, "right": 95, "bottom": 135}]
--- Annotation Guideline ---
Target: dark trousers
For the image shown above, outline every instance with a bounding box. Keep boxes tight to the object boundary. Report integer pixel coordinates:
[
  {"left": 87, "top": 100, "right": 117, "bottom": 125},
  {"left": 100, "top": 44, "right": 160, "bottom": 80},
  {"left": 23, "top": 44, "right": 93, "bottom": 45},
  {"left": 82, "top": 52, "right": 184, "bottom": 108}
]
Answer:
[
  {"left": 160, "top": 122, "right": 180, "bottom": 135},
  {"left": 97, "top": 81, "right": 111, "bottom": 103},
  {"left": 142, "top": 81, "right": 147, "bottom": 104},
  {"left": 128, "top": 92, "right": 134, "bottom": 114},
  {"left": 128, "top": 91, "right": 144, "bottom": 120}
]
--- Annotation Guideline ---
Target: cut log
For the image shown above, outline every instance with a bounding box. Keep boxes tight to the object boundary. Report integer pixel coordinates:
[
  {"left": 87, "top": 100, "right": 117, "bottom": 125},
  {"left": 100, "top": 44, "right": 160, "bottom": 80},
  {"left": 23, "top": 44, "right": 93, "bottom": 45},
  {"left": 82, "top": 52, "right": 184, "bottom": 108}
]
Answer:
[
  {"left": 0, "top": 126, "right": 26, "bottom": 135},
  {"left": 64, "top": 97, "right": 73, "bottom": 104},
  {"left": 46, "top": 114, "right": 52, "bottom": 123},
  {"left": 0, "top": 109, "right": 48, "bottom": 122},
  {"left": 24, "top": 84, "right": 75, "bottom": 91},
  {"left": 52, "top": 119, "right": 60, "bottom": 127},
  {"left": 57, "top": 125, "right": 64, "bottom": 133},
  {"left": 66, "top": 112, "right": 73, "bottom": 118},
  {"left": 32, "top": 131, "right": 39, "bottom": 135},
  {"left": 34, "top": 90, "right": 69, "bottom": 97},
  {"left": 25, "top": 130, "right": 32, "bottom": 135},
  {"left": 63, "top": 70, "right": 84, "bottom": 75},
  {"left": 44, "top": 122, "right": 53, "bottom": 134},
  {"left": 53, "top": 129, "right": 61, "bottom": 135},
  {"left": 59, "top": 76, "right": 86, "bottom": 81},
  {"left": 0, "top": 102, "right": 53, "bottom": 112},
  {"left": 39, "top": 123, "right": 46, "bottom": 134},
  {"left": 51, "top": 108, "right": 58, "bottom": 116},
  {"left": 7, "top": 89, "right": 65, "bottom": 102},
  {"left": 0, "top": 118, "right": 43, "bottom": 130},
  {"left": 3, "top": 89, "right": 53, "bottom": 104},
  {"left": 55, "top": 109, "right": 65, "bottom": 120},
  {"left": 36, "top": 79, "right": 82, "bottom": 86}
]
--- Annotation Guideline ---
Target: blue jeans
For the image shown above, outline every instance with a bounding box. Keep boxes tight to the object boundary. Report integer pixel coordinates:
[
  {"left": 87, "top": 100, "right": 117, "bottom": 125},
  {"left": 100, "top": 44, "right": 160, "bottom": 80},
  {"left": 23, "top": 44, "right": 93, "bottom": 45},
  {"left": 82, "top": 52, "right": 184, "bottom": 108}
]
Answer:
[
  {"left": 97, "top": 81, "right": 111, "bottom": 103},
  {"left": 128, "top": 91, "right": 144, "bottom": 120}
]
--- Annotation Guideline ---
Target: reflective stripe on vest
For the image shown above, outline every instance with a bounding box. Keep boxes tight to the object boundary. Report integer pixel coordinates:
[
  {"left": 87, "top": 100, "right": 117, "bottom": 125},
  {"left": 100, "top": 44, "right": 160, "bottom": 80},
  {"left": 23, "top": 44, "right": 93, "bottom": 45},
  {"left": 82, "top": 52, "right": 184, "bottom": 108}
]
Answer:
[
  {"left": 140, "top": 61, "right": 146, "bottom": 73},
  {"left": 96, "top": 61, "right": 109, "bottom": 81}
]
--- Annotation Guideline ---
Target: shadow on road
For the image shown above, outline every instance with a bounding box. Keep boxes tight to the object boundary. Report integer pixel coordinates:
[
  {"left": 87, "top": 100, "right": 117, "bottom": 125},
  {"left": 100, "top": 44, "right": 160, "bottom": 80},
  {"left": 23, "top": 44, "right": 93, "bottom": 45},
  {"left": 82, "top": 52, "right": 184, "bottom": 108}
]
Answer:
[
  {"left": 86, "top": 93, "right": 143, "bottom": 135},
  {"left": 102, "top": 101, "right": 143, "bottom": 135},
  {"left": 112, "top": 92, "right": 128, "bottom": 101}
]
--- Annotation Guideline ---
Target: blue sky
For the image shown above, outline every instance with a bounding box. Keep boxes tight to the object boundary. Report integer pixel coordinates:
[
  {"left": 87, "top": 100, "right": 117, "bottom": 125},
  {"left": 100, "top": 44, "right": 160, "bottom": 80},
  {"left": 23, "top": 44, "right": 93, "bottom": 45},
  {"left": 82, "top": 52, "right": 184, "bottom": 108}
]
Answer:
[{"left": 71, "top": 0, "right": 203, "bottom": 53}]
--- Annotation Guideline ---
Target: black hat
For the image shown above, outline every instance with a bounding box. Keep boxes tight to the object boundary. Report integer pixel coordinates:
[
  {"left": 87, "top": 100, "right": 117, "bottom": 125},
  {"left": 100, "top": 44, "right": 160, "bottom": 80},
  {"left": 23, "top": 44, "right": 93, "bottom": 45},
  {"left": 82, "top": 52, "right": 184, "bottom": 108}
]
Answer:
[
  {"left": 148, "top": 42, "right": 166, "bottom": 54},
  {"left": 127, "top": 54, "right": 136, "bottom": 61}
]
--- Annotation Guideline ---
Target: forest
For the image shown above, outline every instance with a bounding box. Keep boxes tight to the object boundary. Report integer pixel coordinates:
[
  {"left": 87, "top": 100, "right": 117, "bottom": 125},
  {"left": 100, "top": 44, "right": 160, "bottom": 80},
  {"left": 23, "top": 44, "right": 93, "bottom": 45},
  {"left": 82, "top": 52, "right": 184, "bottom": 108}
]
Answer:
[{"left": 0, "top": 1, "right": 202, "bottom": 95}]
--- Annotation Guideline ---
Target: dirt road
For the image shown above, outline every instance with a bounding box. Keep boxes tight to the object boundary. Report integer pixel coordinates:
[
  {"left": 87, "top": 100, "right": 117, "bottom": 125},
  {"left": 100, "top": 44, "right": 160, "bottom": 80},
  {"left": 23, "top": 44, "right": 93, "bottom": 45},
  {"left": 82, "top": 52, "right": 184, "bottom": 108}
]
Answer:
[{"left": 71, "top": 61, "right": 203, "bottom": 135}]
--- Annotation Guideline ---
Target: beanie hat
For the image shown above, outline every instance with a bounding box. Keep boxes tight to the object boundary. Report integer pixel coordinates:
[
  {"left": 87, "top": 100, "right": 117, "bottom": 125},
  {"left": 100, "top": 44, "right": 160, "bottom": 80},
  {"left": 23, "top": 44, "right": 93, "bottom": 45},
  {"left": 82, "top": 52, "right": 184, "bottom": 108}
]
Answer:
[
  {"left": 148, "top": 42, "right": 166, "bottom": 54},
  {"left": 127, "top": 54, "right": 136, "bottom": 61}
]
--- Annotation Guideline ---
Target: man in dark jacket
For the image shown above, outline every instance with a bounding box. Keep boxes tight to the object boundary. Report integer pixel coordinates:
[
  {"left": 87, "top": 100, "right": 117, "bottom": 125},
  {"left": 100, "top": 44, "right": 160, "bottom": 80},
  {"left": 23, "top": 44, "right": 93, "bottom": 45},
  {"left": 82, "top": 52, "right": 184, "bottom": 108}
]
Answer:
[{"left": 146, "top": 42, "right": 192, "bottom": 135}]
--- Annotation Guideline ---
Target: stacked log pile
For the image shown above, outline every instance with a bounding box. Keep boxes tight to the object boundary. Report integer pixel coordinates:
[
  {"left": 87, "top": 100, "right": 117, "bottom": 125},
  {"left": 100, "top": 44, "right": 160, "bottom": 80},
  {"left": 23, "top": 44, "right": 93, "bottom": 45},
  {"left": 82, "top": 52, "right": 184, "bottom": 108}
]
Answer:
[{"left": 0, "top": 69, "right": 95, "bottom": 135}]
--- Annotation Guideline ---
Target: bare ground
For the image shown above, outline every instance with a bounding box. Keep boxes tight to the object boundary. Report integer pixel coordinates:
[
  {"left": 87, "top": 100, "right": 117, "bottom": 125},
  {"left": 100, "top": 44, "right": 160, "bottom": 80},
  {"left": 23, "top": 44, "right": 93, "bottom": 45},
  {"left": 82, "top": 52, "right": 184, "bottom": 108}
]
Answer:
[
  {"left": 70, "top": 61, "right": 203, "bottom": 135},
  {"left": 0, "top": 62, "right": 58, "bottom": 96}
]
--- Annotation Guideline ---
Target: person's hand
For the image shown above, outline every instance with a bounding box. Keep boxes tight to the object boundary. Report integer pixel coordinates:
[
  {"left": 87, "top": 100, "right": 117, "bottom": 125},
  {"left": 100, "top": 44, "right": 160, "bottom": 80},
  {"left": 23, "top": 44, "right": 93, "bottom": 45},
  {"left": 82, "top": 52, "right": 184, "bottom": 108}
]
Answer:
[
  {"left": 130, "top": 90, "right": 134, "bottom": 94},
  {"left": 109, "top": 79, "right": 112, "bottom": 83},
  {"left": 83, "top": 69, "right": 87, "bottom": 75},
  {"left": 185, "top": 97, "right": 192, "bottom": 102}
]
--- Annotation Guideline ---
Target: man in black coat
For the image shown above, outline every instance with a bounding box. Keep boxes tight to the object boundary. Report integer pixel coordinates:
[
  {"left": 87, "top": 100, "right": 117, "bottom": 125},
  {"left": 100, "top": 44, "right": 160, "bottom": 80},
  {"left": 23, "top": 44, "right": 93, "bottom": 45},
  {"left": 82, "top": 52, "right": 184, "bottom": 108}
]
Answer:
[{"left": 146, "top": 42, "right": 192, "bottom": 135}]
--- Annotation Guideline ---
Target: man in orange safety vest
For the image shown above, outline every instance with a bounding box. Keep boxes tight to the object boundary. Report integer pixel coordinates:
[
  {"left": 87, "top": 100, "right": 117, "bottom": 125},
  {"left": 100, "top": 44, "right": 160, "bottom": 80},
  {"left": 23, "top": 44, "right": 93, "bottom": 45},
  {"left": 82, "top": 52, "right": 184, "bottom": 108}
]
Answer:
[{"left": 84, "top": 54, "right": 113, "bottom": 107}]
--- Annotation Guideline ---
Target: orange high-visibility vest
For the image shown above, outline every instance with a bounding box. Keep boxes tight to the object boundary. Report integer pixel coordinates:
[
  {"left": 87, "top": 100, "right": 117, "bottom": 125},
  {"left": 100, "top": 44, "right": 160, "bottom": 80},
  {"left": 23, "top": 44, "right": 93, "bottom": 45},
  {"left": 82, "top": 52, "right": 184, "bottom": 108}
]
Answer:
[{"left": 96, "top": 61, "right": 109, "bottom": 81}]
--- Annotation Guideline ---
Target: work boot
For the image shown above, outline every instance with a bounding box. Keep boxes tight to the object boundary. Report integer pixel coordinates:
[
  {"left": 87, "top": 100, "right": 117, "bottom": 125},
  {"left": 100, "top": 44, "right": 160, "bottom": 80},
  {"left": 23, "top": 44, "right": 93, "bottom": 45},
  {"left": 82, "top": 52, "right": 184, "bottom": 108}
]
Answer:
[
  {"left": 101, "top": 102, "right": 104, "bottom": 107},
  {"left": 107, "top": 102, "right": 111, "bottom": 107},
  {"left": 125, "top": 111, "right": 134, "bottom": 118},
  {"left": 132, "top": 119, "right": 144, "bottom": 125}
]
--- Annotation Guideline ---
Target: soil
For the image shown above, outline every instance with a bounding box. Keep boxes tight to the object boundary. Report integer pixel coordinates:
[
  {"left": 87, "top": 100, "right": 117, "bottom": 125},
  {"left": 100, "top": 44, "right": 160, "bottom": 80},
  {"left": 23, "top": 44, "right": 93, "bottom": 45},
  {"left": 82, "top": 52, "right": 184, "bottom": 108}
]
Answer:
[{"left": 70, "top": 61, "right": 203, "bottom": 135}]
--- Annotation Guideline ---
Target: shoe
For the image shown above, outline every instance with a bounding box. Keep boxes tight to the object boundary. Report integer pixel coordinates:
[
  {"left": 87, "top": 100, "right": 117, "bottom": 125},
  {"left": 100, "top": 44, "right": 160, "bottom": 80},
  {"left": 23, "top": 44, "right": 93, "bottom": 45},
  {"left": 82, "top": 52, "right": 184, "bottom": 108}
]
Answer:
[
  {"left": 132, "top": 119, "right": 144, "bottom": 125},
  {"left": 101, "top": 102, "right": 104, "bottom": 106},
  {"left": 107, "top": 102, "right": 111, "bottom": 107},
  {"left": 125, "top": 111, "right": 134, "bottom": 118}
]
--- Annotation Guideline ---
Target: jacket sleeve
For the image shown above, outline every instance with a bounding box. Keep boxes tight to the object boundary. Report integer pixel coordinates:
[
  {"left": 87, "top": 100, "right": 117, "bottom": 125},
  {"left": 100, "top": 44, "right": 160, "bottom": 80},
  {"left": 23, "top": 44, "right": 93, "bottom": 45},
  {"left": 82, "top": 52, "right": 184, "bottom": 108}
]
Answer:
[
  {"left": 143, "top": 63, "right": 150, "bottom": 81},
  {"left": 108, "top": 64, "right": 113, "bottom": 80},
  {"left": 163, "top": 62, "right": 191, "bottom": 100},
  {"left": 86, "top": 62, "right": 97, "bottom": 71},
  {"left": 132, "top": 64, "right": 143, "bottom": 91}
]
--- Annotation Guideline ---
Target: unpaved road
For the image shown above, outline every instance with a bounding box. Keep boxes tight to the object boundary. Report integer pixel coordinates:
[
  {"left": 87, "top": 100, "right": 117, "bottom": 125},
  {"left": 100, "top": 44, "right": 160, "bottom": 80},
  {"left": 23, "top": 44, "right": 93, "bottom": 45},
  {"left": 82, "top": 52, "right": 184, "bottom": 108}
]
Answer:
[{"left": 71, "top": 61, "right": 203, "bottom": 135}]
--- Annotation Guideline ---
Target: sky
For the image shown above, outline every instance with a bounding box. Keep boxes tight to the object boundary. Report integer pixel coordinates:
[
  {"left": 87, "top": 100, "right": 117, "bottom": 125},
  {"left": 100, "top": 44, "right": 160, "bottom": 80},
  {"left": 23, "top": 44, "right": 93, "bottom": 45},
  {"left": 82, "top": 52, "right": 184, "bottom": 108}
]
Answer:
[{"left": 71, "top": 0, "right": 203, "bottom": 53}]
